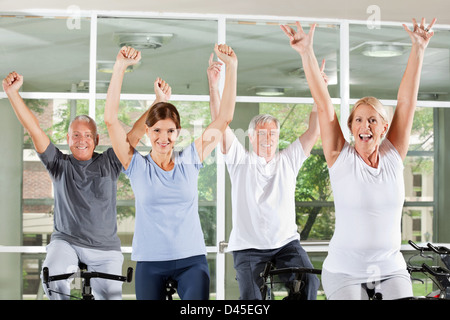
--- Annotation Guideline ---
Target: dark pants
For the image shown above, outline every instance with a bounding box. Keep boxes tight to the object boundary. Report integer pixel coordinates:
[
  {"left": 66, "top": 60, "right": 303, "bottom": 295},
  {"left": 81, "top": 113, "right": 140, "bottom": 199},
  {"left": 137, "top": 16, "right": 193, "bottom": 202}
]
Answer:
[
  {"left": 232, "top": 240, "right": 320, "bottom": 300},
  {"left": 135, "top": 255, "right": 210, "bottom": 300}
]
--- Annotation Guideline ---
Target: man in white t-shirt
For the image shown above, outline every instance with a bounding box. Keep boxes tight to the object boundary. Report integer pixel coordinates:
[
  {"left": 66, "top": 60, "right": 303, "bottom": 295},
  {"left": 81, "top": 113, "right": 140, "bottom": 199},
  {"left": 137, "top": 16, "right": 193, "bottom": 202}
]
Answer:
[{"left": 207, "top": 55, "right": 322, "bottom": 299}]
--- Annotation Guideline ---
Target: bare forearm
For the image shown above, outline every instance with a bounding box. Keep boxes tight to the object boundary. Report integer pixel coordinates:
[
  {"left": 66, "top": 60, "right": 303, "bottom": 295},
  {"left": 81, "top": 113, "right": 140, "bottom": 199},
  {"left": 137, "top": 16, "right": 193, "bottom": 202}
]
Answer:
[
  {"left": 300, "top": 49, "right": 333, "bottom": 117},
  {"left": 7, "top": 91, "right": 49, "bottom": 152},
  {"left": 216, "top": 64, "right": 237, "bottom": 125},
  {"left": 128, "top": 98, "right": 163, "bottom": 148},
  {"left": 104, "top": 64, "right": 127, "bottom": 126},
  {"left": 397, "top": 44, "right": 425, "bottom": 105},
  {"left": 209, "top": 84, "right": 221, "bottom": 121}
]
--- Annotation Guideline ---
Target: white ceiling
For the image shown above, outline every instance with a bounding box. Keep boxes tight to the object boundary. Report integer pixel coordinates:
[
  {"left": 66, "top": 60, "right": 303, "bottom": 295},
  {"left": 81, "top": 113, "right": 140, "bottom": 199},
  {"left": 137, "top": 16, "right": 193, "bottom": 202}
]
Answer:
[{"left": 2, "top": 0, "right": 450, "bottom": 25}]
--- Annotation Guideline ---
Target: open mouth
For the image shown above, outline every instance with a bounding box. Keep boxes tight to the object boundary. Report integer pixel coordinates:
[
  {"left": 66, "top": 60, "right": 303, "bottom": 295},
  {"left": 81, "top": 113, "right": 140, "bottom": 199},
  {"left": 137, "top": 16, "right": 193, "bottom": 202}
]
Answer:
[{"left": 359, "top": 134, "right": 373, "bottom": 142}]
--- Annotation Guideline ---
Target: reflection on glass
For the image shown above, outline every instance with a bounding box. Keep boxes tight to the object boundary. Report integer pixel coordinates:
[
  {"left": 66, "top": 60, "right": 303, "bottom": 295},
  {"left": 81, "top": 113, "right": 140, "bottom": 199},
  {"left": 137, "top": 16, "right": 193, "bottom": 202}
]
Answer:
[
  {"left": 96, "top": 99, "right": 217, "bottom": 246},
  {"left": 402, "top": 206, "right": 433, "bottom": 244},
  {"left": 96, "top": 17, "right": 217, "bottom": 95},
  {"left": 226, "top": 20, "right": 340, "bottom": 98},
  {"left": 0, "top": 16, "right": 90, "bottom": 92},
  {"left": 350, "top": 24, "right": 450, "bottom": 101},
  {"left": 23, "top": 99, "right": 89, "bottom": 246}
]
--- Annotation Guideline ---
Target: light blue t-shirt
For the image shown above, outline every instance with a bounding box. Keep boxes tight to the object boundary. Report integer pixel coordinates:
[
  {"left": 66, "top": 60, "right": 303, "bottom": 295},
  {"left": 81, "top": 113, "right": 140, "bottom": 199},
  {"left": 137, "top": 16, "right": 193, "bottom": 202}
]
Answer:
[{"left": 123, "top": 142, "right": 207, "bottom": 261}]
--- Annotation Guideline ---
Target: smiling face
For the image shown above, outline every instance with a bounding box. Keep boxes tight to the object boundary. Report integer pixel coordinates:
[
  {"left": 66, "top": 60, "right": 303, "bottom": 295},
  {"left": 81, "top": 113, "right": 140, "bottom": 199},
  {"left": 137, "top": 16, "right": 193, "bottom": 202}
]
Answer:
[
  {"left": 67, "top": 119, "right": 99, "bottom": 161},
  {"left": 350, "top": 103, "right": 388, "bottom": 152},
  {"left": 146, "top": 118, "right": 179, "bottom": 155},
  {"left": 249, "top": 121, "right": 279, "bottom": 162}
]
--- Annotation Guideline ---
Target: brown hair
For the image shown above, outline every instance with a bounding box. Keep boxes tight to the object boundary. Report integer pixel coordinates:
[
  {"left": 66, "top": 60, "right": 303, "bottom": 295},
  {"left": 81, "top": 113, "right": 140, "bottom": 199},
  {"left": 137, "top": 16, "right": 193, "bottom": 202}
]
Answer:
[
  {"left": 347, "top": 96, "right": 389, "bottom": 131},
  {"left": 145, "top": 102, "right": 181, "bottom": 129}
]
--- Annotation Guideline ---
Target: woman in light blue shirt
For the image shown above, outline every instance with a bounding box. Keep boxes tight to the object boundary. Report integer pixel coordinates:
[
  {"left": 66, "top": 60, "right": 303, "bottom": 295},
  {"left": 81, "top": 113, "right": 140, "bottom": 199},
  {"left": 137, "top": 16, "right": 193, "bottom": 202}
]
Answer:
[{"left": 104, "top": 45, "right": 237, "bottom": 299}]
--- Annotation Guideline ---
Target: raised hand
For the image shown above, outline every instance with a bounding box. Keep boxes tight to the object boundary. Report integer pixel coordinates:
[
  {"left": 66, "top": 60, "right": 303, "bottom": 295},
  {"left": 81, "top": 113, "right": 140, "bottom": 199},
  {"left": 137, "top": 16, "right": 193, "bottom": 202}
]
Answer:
[
  {"left": 2, "top": 71, "right": 23, "bottom": 95},
  {"left": 154, "top": 77, "right": 171, "bottom": 102},
  {"left": 402, "top": 17, "right": 436, "bottom": 49},
  {"left": 115, "top": 46, "right": 141, "bottom": 69},
  {"left": 214, "top": 44, "right": 237, "bottom": 67},
  {"left": 280, "top": 21, "right": 316, "bottom": 55},
  {"left": 207, "top": 52, "right": 223, "bottom": 88}
]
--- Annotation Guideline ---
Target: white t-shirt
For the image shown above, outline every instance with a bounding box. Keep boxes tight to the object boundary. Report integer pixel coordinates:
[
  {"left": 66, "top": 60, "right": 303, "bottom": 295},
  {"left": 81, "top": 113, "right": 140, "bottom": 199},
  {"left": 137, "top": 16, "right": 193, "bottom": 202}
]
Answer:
[
  {"left": 323, "top": 139, "right": 407, "bottom": 277},
  {"left": 224, "top": 137, "right": 308, "bottom": 252}
]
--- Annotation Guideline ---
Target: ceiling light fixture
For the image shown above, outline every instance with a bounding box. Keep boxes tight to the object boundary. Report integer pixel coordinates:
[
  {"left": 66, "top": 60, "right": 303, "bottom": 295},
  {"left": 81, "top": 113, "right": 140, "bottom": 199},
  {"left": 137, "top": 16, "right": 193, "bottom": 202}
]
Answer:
[
  {"left": 97, "top": 60, "right": 139, "bottom": 73},
  {"left": 354, "top": 41, "right": 406, "bottom": 58},
  {"left": 255, "top": 87, "right": 285, "bottom": 96},
  {"left": 76, "top": 80, "right": 111, "bottom": 92},
  {"left": 418, "top": 92, "right": 441, "bottom": 100},
  {"left": 114, "top": 33, "right": 173, "bottom": 49},
  {"left": 362, "top": 44, "right": 404, "bottom": 57}
]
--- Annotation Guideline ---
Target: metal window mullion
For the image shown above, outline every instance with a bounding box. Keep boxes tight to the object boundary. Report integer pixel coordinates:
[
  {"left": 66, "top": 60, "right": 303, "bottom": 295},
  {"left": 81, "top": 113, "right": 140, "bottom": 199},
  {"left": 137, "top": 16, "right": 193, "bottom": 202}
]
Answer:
[
  {"left": 215, "top": 15, "right": 227, "bottom": 301},
  {"left": 88, "top": 12, "right": 98, "bottom": 119},
  {"left": 339, "top": 21, "right": 350, "bottom": 140}
]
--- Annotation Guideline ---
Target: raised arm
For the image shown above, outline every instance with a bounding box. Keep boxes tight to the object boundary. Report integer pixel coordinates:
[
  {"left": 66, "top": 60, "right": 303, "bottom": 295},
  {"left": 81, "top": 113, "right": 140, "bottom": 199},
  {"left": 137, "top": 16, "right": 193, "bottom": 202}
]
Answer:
[
  {"left": 207, "top": 52, "right": 235, "bottom": 154},
  {"left": 104, "top": 46, "right": 141, "bottom": 170},
  {"left": 386, "top": 17, "right": 436, "bottom": 160},
  {"left": 196, "top": 44, "right": 237, "bottom": 162},
  {"left": 298, "top": 59, "right": 327, "bottom": 156},
  {"left": 127, "top": 77, "right": 171, "bottom": 148},
  {"left": 281, "top": 22, "right": 345, "bottom": 167},
  {"left": 2, "top": 72, "right": 50, "bottom": 153}
]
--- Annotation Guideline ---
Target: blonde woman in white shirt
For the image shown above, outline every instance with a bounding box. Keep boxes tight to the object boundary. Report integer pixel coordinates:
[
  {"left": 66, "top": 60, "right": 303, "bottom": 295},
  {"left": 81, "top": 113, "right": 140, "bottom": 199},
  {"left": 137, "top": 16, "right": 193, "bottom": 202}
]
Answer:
[
  {"left": 207, "top": 54, "right": 322, "bottom": 299},
  {"left": 281, "top": 17, "right": 436, "bottom": 299}
]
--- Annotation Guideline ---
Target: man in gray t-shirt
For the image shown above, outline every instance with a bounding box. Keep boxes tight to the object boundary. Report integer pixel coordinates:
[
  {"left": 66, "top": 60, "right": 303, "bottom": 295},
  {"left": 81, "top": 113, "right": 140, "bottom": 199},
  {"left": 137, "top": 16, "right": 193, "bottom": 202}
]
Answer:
[
  {"left": 38, "top": 143, "right": 122, "bottom": 251},
  {"left": 3, "top": 71, "right": 124, "bottom": 299}
]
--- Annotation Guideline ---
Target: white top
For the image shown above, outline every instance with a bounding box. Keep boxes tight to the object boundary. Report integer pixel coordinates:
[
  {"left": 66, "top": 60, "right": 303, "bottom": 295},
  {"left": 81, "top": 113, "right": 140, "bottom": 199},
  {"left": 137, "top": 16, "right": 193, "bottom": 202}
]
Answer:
[
  {"left": 224, "top": 137, "right": 308, "bottom": 252},
  {"left": 323, "top": 139, "right": 407, "bottom": 277}
]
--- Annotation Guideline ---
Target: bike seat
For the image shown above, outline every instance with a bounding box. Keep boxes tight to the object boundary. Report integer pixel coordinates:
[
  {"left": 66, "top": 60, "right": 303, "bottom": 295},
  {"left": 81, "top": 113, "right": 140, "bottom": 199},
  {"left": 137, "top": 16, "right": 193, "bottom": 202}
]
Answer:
[{"left": 78, "top": 262, "right": 88, "bottom": 270}]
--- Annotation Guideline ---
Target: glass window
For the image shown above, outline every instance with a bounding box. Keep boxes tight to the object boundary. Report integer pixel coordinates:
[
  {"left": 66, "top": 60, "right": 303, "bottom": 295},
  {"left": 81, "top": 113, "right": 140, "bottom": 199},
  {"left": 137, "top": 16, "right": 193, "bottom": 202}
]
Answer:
[
  {"left": 96, "top": 17, "right": 218, "bottom": 95},
  {"left": 23, "top": 98, "right": 90, "bottom": 248},
  {"left": 350, "top": 24, "right": 450, "bottom": 101},
  {"left": 226, "top": 20, "right": 340, "bottom": 98},
  {"left": 260, "top": 103, "right": 335, "bottom": 241},
  {"left": 0, "top": 16, "right": 90, "bottom": 93},
  {"left": 3, "top": 12, "right": 447, "bottom": 300},
  {"left": 96, "top": 99, "right": 217, "bottom": 247}
]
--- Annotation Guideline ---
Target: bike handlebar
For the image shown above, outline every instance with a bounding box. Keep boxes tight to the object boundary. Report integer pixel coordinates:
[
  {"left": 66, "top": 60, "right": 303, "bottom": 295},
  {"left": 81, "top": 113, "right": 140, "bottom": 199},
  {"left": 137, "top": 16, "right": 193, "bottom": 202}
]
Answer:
[
  {"left": 260, "top": 261, "right": 322, "bottom": 279},
  {"left": 42, "top": 266, "right": 133, "bottom": 284},
  {"left": 427, "top": 243, "right": 450, "bottom": 255},
  {"left": 408, "top": 240, "right": 450, "bottom": 254}
]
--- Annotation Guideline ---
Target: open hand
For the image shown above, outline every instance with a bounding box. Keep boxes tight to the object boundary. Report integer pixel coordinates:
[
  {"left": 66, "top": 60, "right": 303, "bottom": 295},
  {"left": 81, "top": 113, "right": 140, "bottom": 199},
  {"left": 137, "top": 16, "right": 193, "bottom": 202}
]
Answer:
[
  {"left": 280, "top": 21, "right": 316, "bottom": 55},
  {"left": 403, "top": 17, "right": 436, "bottom": 49}
]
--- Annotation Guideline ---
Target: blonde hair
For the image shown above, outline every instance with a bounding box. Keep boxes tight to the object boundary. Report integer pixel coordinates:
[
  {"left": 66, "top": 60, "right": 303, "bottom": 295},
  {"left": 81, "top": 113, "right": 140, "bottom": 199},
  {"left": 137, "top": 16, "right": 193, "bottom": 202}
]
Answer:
[{"left": 347, "top": 96, "right": 389, "bottom": 131}]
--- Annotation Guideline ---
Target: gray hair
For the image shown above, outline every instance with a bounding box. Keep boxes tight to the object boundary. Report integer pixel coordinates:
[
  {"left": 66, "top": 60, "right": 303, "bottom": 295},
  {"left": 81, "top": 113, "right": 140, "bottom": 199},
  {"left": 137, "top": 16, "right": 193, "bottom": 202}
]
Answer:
[
  {"left": 69, "top": 115, "right": 98, "bottom": 142},
  {"left": 248, "top": 114, "right": 280, "bottom": 135}
]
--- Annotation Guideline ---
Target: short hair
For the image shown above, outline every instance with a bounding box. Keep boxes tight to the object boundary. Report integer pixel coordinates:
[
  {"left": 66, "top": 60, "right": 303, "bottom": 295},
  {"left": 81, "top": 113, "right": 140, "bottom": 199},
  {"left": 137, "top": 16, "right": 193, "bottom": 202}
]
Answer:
[
  {"left": 145, "top": 102, "right": 181, "bottom": 129},
  {"left": 69, "top": 115, "right": 98, "bottom": 142},
  {"left": 347, "top": 96, "right": 389, "bottom": 131},
  {"left": 248, "top": 114, "right": 280, "bottom": 135}
]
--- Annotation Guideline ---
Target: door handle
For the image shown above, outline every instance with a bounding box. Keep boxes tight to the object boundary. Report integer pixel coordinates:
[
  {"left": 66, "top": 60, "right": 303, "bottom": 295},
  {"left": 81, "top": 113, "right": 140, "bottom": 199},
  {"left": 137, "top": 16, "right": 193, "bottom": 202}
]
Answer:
[{"left": 219, "top": 241, "right": 228, "bottom": 253}]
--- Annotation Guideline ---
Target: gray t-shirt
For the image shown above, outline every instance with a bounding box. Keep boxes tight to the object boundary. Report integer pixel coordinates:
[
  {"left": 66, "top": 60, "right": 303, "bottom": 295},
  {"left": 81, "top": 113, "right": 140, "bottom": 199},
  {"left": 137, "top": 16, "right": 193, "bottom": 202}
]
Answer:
[{"left": 38, "top": 142, "right": 122, "bottom": 251}]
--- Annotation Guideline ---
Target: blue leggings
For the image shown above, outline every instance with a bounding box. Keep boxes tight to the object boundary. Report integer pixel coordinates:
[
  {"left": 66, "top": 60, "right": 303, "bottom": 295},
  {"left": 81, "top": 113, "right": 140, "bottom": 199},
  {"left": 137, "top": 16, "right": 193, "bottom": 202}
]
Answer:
[{"left": 135, "top": 255, "right": 210, "bottom": 300}]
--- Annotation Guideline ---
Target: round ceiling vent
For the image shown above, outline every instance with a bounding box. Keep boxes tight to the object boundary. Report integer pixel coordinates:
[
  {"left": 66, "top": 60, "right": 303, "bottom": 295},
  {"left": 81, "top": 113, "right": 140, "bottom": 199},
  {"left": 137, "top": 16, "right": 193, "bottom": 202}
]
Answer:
[{"left": 114, "top": 33, "right": 173, "bottom": 49}]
